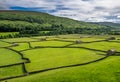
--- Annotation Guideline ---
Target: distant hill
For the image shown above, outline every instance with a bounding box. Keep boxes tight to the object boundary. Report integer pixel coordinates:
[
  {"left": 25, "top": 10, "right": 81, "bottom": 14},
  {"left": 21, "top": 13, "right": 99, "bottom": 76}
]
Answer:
[
  {"left": 0, "top": 10, "right": 119, "bottom": 38},
  {"left": 0, "top": 10, "right": 105, "bottom": 29},
  {"left": 92, "top": 22, "right": 120, "bottom": 28}
]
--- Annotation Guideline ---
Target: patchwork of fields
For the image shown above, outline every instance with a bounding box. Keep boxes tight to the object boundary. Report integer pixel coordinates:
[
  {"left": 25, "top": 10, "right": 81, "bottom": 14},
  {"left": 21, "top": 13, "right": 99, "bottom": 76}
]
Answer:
[{"left": 0, "top": 34, "right": 120, "bottom": 82}]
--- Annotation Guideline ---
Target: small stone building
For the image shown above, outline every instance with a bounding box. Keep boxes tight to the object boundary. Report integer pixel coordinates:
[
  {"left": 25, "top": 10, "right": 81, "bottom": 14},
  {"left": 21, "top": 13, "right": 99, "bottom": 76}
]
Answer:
[
  {"left": 75, "top": 40, "right": 82, "bottom": 44},
  {"left": 80, "top": 36, "right": 83, "bottom": 38},
  {"left": 12, "top": 43, "right": 19, "bottom": 46},
  {"left": 55, "top": 35, "right": 59, "bottom": 38},
  {"left": 40, "top": 38, "right": 46, "bottom": 41},
  {"left": 117, "top": 39, "right": 120, "bottom": 40},
  {"left": 107, "top": 37, "right": 116, "bottom": 40},
  {"left": 107, "top": 49, "right": 116, "bottom": 56}
]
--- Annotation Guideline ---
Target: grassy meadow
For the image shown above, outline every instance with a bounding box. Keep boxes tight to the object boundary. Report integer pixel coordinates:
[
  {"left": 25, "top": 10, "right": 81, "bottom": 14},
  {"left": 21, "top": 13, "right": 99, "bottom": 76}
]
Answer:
[
  {"left": 0, "top": 41, "right": 10, "bottom": 47},
  {"left": 31, "top": 41, "right": 72, "bottom": 47},
  {"left": 0, "top": 65, "right": 23, "bottom": 79},
  {"left": 0, "top": 48, "right": 23, "bottom": 66},
  {"left": 11, "top": 43, "right": 30, "bottom": 51},
  {"left": 23, "top": 48, "right": 104, "bottom": 72},
  {"left": 0, "top": 34, "right": 120, "bottom": 82}
]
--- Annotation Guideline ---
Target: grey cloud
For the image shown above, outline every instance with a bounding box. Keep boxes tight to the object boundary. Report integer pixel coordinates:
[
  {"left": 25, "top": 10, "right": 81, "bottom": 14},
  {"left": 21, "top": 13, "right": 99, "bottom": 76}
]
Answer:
[
  {"left": 0, "top": 1, "right": 9, "bottom": 10},
  {"left": 94, "top": 7, "right": 106, "bottom": 10},
  {"left": 0, "top": 0, "right": 120, "bottom": 23},
  {"left": 81, "top": 0, "right": 93, "bottom": 1}
]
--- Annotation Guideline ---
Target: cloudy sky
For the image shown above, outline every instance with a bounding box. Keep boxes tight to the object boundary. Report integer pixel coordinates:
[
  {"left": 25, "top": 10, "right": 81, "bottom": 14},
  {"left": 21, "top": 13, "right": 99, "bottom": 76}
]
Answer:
[{"left": 0, "top": 0, "right": 120, "bottom": 23}]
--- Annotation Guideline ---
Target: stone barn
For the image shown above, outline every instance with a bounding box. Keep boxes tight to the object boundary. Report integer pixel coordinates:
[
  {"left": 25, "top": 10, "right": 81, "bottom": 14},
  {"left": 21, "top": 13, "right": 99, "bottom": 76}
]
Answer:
[
  {"left": 12, "top": 43, "right": 19, "bottom": 46},
  {"left": 107, "top": 49, "right": 116, "bottom": 56},
  {"left": 40, "top": 38, "right": 46, "bottom": 41},
  {"left": 75, "top": 40, "right": 82, "bottom": 44},
  {"left": 107, "top": 37, "right": 116, "bottom": 40},
  {"left": 80, "top": 36, "right": 83, "bottom": 38}
]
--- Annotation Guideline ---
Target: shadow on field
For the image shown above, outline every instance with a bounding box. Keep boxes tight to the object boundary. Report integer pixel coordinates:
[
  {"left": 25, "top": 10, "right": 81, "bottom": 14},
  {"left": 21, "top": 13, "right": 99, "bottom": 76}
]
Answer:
[{"left": 112, "top": 52, "right": 120, "bottom": 56}]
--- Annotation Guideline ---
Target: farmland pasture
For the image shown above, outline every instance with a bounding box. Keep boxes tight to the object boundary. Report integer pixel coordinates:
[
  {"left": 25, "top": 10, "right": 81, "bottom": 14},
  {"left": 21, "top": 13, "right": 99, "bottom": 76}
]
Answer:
[
  {"left": 11, "top": 43, "right": 29, "bottom": 51},
  {"left": 58, "top": 37, "right": 104, "bottom": 42},
  {"left": 0, "top": 32, "right": 19, "bottom": 36},
  {"left": 0, "top": 32, "right": 19, "bottom": 38},
  {"left": 0, "top": 34, "right": 120, "bottom": 82},
  {"left": 31, "top": 41, "right": 72, "bottom": 47},
  {"left": 71, "top": 41, "right": 120, "bottom": 51},
  {"left": 0, "top": 48, "right": 24, "bottom": 66},
  {"left": 8, "top": 56, "right": 120, "bottom": 82},
  {"left": 22, "top": 48, "right": 104, "bottom": 72},
  {"left": 2, "top": 37, "right": 37, "bottom": 43},
  {"left": 0, "top": 41, "right": 10, "bottom": 47},
  {"left": 0, "top": 65, "right": 23, "bottom": 78},
  {"left": 79, "top": 37, "right": 104, "bottom": 42}
]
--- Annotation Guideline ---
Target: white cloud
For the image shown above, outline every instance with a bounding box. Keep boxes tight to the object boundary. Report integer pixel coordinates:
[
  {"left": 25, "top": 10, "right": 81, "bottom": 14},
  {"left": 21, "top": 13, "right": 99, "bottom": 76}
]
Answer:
[
  {"left": 117, "top": 16, "right": 120, "bottom": 18},
  {"left": 3, "top": 0, "right": 57, "bottom": 10},
  {"left": 94, "top": 0, "right": 120, "bottom": 9},
  {"left": 0, "top": 0, "right": 120, "bottom": 23},
  {"left": 0, "top": 1, "right": 9, "bottom": 10},
  {"left": 52, "top": 0, "right": 120, "bottom": 22}
]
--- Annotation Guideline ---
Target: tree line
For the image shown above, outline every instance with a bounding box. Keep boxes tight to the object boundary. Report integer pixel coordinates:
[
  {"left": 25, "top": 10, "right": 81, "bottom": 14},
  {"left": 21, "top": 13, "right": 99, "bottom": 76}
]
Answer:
[{"left": 1, "top": 24, "right": 120, "bottom": 39}]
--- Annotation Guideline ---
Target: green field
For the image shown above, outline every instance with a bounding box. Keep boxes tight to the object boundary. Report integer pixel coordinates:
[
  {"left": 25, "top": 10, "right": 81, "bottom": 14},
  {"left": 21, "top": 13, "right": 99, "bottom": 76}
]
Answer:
[
  {"left": 2, "top": 37, "right": 36, "bottom": 43},
  {"left": 0, "top": 34, "right": 120, "bottom": 82},
  {"left": 31, "top": 41, "right": 72, "bottom": 47},
  {"left": 71, "top": 41, "right": 120, "bottom": 51},
  {"left": 8, "top": 56, "right": 120, "bottom": 82},
  {"left": 0, "top": 65, "right": 23, "bottom": 78},
  {"left": 0, "top": 32, "right": 19, "bottom": 36},
  {"left": 0, "top": 41, "right": 10, "bottom": 47},
  {"left": 11, "top": 43, "right": 30, "bottom": 51},
  {"left": 0, "top": 32, "right": 19, "bottom": 39},
  {"left": 23, "top": 48, "right": 104, "bottom": 72},
  {"left": 0, "top": 48, "right": 23, "bottom": 66}
]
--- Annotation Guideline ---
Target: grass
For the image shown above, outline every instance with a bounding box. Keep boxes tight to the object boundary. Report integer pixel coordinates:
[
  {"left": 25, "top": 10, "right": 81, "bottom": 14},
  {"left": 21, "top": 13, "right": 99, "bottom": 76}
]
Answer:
[
  {"left": 2, "top": 37, "right": 36, "bottom": 42},
  {"left": 31, "top": 41, "right": 72, "bottom": 47},
  {"left": 7, "top": 56, "right": 120, "bottom": 82},
  {"left": 58, "top": 34, "right": 87, "bottom": 39},
  {"left": 57, "top": 37, "right": 104, "bottom": 42},
  {"left": 0, "top": 48, "right": 23, "bottom": 66},
  {"left": 0, "top": 65, "right": 23, "bottom": 78},
  {"left": 10, "top": 43, "right": 29, "bottom": 51},
  {"left": 22, "top": 48, "right": 104, "bottom": 72},
  {"left": 39, "top": 31, "right": 51, "bottom": 33},
  {"left": 0, "top": 32, "right": 19, "bottom": 36},
  {"left": 0, "top": 34, "right": 120, "bottom": 82},
  {"left": 5, "top": 56, "right": 120, "bottom": 82},
  {"left": 71, "top": 41, "right": 120, "bottom": 51},
  {"left": 0, "top": 41, "right": 10, "bottom": 47},
  {"left": 79, "top": 37, "right": 104, "bottom": 42}
]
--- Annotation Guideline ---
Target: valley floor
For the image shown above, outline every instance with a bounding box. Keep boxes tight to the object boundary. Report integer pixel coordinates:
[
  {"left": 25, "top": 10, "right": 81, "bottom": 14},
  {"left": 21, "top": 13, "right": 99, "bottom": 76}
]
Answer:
[{"left": 0, "top": 34, "right": 120, "bottom": 82}]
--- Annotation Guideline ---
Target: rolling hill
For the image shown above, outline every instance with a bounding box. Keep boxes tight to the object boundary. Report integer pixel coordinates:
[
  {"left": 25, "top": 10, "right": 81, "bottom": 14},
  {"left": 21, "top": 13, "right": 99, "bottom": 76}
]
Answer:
[
  {"left": 0, "top": 10, "right": 119, "bottom": 38},
  {"left": 0, "top": 10, "right": 106, "bottom": 29},
  {"left": 92, "top": 22, "right": 120, "bottom": 28}
]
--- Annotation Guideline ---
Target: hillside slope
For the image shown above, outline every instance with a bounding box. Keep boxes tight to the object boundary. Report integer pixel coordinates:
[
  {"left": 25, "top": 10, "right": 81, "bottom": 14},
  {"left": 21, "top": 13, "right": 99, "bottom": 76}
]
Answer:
[
  {"left": 0, "top": 10, "right": 119, "bottom": 38},
  {"left": 92, "top": 22, "right": 120, "bottom": 28},
  {"left": 0, "top": 10, "right": 105, "bottom": 28}
]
